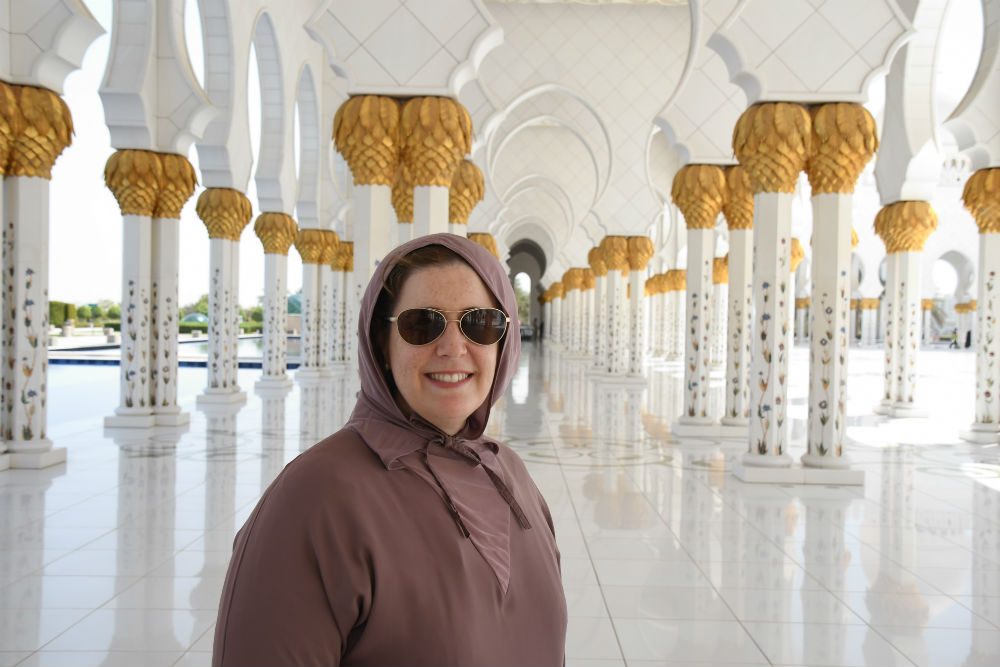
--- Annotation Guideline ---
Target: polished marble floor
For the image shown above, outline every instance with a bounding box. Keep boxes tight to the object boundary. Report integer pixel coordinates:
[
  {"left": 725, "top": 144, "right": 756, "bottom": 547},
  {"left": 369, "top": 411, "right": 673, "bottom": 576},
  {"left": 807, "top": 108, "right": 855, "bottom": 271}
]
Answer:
[{"left": 1, "top": 343, "right": 998, "bottom": 666}]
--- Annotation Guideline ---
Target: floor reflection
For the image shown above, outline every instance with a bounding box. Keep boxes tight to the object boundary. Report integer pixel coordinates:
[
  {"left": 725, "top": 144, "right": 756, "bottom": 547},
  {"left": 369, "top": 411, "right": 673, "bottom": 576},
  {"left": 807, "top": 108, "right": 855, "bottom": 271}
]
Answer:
[{"left": 1, "top": 345, "right": 999, "bottom": 665}]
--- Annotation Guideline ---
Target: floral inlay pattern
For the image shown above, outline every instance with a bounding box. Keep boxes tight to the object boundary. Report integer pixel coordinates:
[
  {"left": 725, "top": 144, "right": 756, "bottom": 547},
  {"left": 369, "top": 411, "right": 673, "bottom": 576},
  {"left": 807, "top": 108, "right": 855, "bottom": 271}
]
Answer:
[{"left": 976, "top": 269, "right": 996, "bottom": 424}]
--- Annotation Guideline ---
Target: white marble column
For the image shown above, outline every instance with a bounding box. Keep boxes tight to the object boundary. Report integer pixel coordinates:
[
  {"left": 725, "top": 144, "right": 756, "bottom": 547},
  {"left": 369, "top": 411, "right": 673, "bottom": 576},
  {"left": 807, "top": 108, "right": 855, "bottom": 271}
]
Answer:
[
  {"left": 413, "top": 187, "right": 449, "bottom": 237},
  {"left": 252, "top": 212, "right": 297, "bottom": 389},
  {"left": 606, "top": 269, "right": 629, "bottom": 375},
  {"left": 920, "top": 300, "right": 933, "bottom": 345},
  {"left": 722, "top": 228, "right": 753, "bottom": 431},
  {"left": 674, "top": 227, "right": 715, "bottom": 432},
  {"left": 542, "top": 300, "right": 552, "bottom": 342},
  {"left": 195, "top": 188, "right": 251, "bottom": 407},
  {"left": 963, "top": 231, "right": 1000, "bottom": 443},
  {"left": 107, "top": 212, "right": 154, "bottom": 427},
  {"left": 648, "top": 279, "right": 663, "bottom": 358},
  {"left": 582, "top": 271, "right": 596, "bottom": 355},
  {"left": 795, "top": 301, "right": 809, "bottom": 343},
  {"left": 892, "top": 252, "right": 924, "bottom": 414},
  {"left": 352, "top": 185, "right": 393, "bottom": 284},
  {"left": 551, "top": 293, "right": 563, "bottom": 346},
  {"left": 626, "top": 237, "right": 653, "bottom": 375},
  {"left": 2, "top": 177, "right": 64, "bottom": 467},
  {"left": 710, "top": 276, "right": 727, "bottom": 368},
  {"left": 804, "top": 193, "right": 860, "bottom": 481},
  {"left": 589, "top": 246, "right": 608, "bottom": 368},
  {"left": 330, "top": 260, "right": 349, "bottom": 367},
  {"left": 150, "top": 216, "right": 187, "bottom": 425},
  {"left": 298, "top": 261, "right": 322, "bottom": 375}
]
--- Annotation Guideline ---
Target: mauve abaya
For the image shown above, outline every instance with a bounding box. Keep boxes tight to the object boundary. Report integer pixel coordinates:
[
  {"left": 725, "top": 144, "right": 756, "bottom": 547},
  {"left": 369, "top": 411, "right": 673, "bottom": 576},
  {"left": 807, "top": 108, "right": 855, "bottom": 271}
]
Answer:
[{"left": 213, "top": 234, "right": 567, "bottom": 667}]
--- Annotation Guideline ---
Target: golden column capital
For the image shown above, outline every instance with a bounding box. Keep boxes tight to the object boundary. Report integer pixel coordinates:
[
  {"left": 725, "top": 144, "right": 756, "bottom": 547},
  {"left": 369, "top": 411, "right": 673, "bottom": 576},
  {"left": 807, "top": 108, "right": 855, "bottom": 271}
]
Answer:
[
  {"left": 155, "top": 153, "right": 197, "bottom": 219},
  {"left": 449, "top": 159, "right": 484, "bottom": 225},
  {"left": 0, "top": 80, "right": 23, "bottom": 175},
  {"left": 562, "top": 268, "right": 583, "bottom": 291},
  {"left": 8, "top": 84, "right": 73, "bottom": 179},
  {"left": 318, "top": 229, "right": 340, "bottom": 266},
  {"left": 860, "top": 298, "right": 880, "bottom": 310},
  {"left": 806, "top": 103, "right": 878, "bottom": 194},
  {"left": 104, "top": 149, "right": 163, "bottom": 217},
  {"left": 254, "top": 212, "right": 298, "bottom": 255},
  {"left": 723, "top": 165, "right": 753, "bottom": 230},
  {"left": 391, "top": 163, "right": 414, "bottom": 224},
  {"left": 333, "top": 95, "right": 401, "bottom": 186},
  {"left": 599, "top": 235, "right": 630, "bottom": 275},
  {"left": 587, "top": 246, "right": 608, "bottom": 277},
  {"left": 468, "top": 232, "right": 499, "bottom": 259},
  {"left": 666, "top": 268, "right": 686, "bottom": 291},
  {"left": 671, "top": 164, "right": 726, "bottom": 229},
  {"left": 962, "top": 167, "right": 1000, "bottom": 234},
  {"left": 713, "top": 256, "right": 729, "bottom": 284},
  {"left": 196, "top": 188, "right": 253, "bottom": 241},
  {"left": 850, "top": 298, "right": 858, "bottom": 309},
  {"left": 627, "top": 236, "right": 654, "bottom": 271},
  {"left": 851, "top": 227, "right": 859, "bottom": 249},
  {"left": 874, "top": 201, "right": 938, "bottom": 253},
  {"left": 295, "top": 228, "right": 328, "bottom": 264},
  {"left": 400, "top": 96, "right": 472, "bottom": 187},
  {"left": 582, "top": 268, "right": 595, "bottom": 290},
  {"left": 790, "top": 238, "right": 805, "bottom": 272},
  {"left": 795, "top": 297, "right": 811, "bottom": 309},
  {"left": 921, "top": 298, "right": 935, "bottom": 311},
  {"left": 955, "top": 300, "right": 978, "bottom": 314},
  {"left": 550, "top": 281, "right": 565, "bottom": 299},
  {"left": 733, "top": 102, "right": 811, "bottom": 193},
  {"left": 337, "top": 241, "right": 354, "bottom": 272}
]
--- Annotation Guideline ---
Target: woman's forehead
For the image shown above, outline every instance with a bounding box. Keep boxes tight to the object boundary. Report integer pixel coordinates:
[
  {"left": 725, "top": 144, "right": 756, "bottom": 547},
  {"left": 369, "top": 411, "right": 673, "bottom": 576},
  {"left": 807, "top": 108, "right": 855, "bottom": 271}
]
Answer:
[{"left": 396, "top": 263, "right": 498, "bottom": 308}]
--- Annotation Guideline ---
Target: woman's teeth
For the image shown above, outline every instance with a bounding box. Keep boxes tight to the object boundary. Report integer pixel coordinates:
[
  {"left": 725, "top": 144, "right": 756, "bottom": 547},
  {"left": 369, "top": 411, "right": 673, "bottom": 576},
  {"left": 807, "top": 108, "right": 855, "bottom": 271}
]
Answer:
[{"left": 428, "top": 372, "right": 471, "bottom": 383}]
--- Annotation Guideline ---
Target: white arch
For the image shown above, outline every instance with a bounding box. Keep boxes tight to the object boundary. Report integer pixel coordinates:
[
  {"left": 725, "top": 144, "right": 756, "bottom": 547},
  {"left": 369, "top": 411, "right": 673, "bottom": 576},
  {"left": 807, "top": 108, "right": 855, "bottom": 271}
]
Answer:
[
  {"left": 251, "top": 11, "right": 287, "bottom": 212},
  {"left": 501, "top": 175, "right": 577, "bottom": 232},
  {"left": 294, "top": 63, "right": 320, "bottom": 227}
]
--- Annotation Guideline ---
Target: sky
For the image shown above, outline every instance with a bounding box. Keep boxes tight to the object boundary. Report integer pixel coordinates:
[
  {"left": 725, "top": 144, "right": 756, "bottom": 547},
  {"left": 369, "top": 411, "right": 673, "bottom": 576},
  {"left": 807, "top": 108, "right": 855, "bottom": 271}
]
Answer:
[{"left": 47, "top": 0, "right": 984, "bottom": 309}]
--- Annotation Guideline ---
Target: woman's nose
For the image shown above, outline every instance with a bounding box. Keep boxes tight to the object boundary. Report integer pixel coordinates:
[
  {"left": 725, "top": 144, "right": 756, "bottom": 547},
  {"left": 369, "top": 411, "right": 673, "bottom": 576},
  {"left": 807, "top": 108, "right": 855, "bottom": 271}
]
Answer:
[{"left": 435, "top": 320, "right": 467, "bottom": 355}]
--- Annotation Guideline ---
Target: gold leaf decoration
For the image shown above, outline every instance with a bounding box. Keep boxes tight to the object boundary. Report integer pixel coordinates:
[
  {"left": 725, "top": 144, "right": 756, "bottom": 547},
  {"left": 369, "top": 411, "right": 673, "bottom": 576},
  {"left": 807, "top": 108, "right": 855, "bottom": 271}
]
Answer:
[
  {"left": 627, "top": 236, "right": 654, "bottom": 270},
  {"left": 921, "top": 299, "right": 935, "bottom": 311},
  {"left": 671, "top": 164, "right": 726, "bottom": 229},
  {"left": 587, "top": 246, "right": 608, "bottom": 277},
  {"left": 0, "top": 80, "right": 23, "bottom": 174},
  {"left": 807, "top": 103, "right": 878, "bottom": 194},
  {"left": 254, "top": 212, "right": 298, "bottom": 255},
  {"left": 666, "top": 269, "right": 686, "bottom": 291},
  {"left": 733, "top": 102, "right": 811, "bottom": 193},
  {"left": 104, "top": 149, "right": 162, "bottom": 217},
  {"left": 599, "top": 236, "right": 630, "bottom": 274},
  {"left": 9, "top": 85, "right": 73, "bottom": 179},
  {"left": 391, "top": 162, "right": 414, "bottom": 224},
  {"left": 955, "top": 300, "right": 978, "bottom": 314},
  {"left": 713, "top": 256, "right": 729, "bottom": 284},
  {"left": 333, "top": 95, "right": 400, "bottom": 186},
  {"left": 468, "top": 232, "right": 499, "bottom": 258},
  {"left": 318, "top": 229, "right": 340, "bottom": 265},
  {"left": 723, "top": 165, "right": 753, "bottom": 230},
  {"left": 563, "top": 268, "right": 583, "bottom": 291},
  {"left": 448, "top": 159, "right": 484, "bottom": 225},
  {"left": 155, "top": 153, "right": 197, "bottom": 219},
  {"left": 790, "top": 238, "right": 805, "bottom": 272},
  {"left": 550, "top": 281, "right": 565, "bottom": 299},
  {"left": 339, "top": 241, "right": 354, "bottom": 272},
  {"left": 874, "top": 201, "right": 938, "bottom": 253},
  {"left": 795, "top": 297, "right": 811, "bottom": 309},
  {"left": 860, "top": 298, "right": 880, "bottom": 310},
  {"left": 581, "top": 268, "right": 595, "bottom": 290},
  {"left": 401, "top": 97, "right": 472, "bottom": 187},
  {"left": 295, "top": 228, "right": 328, "bottom": 264},
  {"left": 196, "top": 188, "right": 253, "bottom": 241},
  {"left": 962, "top": 168, "right": 1000, "bottom": 234}
]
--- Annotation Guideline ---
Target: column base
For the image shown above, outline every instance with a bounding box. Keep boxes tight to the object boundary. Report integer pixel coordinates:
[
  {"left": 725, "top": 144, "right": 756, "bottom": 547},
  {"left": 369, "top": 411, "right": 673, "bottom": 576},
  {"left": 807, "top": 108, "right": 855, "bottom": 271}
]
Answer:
[
  {"left": 255, "top": 375, "right": 294, "bottom": 392},
  {"left": 104, "top": 411, "right": 156, "bottom": 429},
  {"left": 196, "top": 390, "right": 247, "bottom": 407},
  {"left": 0, "top": 453, "right": 9, "bottom": 471},
  {"left": 872, "top": 399, "right": 893, "bottom": 416},
  {"left": 888, "top": 403, "right": 927, "bottom": 418},
  {"left": 734, "top": 454, "right": 864, "bottom": 485},
  {"left": 296, "top": 368, "right": 327, "bottom": 382},
  {"left": 7, "top": 443, "right": 67, "bottom": 469},
  {"left": 672, "top": 417, "right": 718, "bottom": 439},
  {"left": 717, "top": 418, "right": 749, "bottom": 439},
  {"left": 960, "top": 423, "right": 1000, "bottom": 444},
  {"left": 154, "top": 410, "right": 190, "bottom": 427}
]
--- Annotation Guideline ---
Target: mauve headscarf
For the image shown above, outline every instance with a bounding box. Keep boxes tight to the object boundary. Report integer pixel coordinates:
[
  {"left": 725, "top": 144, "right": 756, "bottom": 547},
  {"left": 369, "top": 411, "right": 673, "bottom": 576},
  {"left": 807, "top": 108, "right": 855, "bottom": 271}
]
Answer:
[{"left": 345, "top": 233, "right": 528, "bottom": 592}]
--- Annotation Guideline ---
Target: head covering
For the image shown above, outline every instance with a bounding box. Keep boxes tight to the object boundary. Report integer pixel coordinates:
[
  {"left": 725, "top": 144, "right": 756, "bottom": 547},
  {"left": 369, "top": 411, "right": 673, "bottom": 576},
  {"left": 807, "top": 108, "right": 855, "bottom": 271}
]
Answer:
[{"left": 348, "top": 233, "right": 521, "bottom": 447}]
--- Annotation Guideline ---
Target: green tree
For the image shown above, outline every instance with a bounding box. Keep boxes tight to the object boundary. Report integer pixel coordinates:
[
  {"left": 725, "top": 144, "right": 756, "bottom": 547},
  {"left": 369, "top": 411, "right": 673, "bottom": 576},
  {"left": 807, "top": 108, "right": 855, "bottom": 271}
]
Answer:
[
  {"left": 512, "top": 273, "right": 531, "bottom": 323},
  {"left": 180, "top": 294, "right": 210, "bottom": 317},
  {"left": 90, "top": 304, "right": 105, "bottom": 321},
  {"left": 107, "top": 304, "right": 121, "bottom": 319},
  {"left": 76, "top": 305, "right": 91, "bottom": 322},
  {"left": 249, "top": 306, "right": 264, "bottom": 322}
]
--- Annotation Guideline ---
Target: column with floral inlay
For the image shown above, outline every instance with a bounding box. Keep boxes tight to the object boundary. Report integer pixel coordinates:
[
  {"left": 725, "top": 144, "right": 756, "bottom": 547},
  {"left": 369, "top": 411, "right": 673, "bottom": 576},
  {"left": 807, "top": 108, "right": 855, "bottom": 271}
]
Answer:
[
  {"left": 588, "top": 246, "right": 608, "bottom": 368},
  {"left": 721, "top": 165, "right": 754, "bottom": 432},
  {"left": 253, "top": 213, "right": 297, "bottom": 389},
  {"left": 599, "top": 236, "right": 631, "bottom": 375},
  {"left": 627, "top": 236, "right": 654, "bottom": 375}
]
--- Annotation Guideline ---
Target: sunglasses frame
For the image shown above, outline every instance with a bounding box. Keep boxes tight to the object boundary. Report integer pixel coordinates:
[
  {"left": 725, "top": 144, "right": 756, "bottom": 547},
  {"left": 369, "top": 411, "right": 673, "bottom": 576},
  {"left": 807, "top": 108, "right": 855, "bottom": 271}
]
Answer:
[{"left": 387, "top": 307, "right": 510, "bottom": 347}]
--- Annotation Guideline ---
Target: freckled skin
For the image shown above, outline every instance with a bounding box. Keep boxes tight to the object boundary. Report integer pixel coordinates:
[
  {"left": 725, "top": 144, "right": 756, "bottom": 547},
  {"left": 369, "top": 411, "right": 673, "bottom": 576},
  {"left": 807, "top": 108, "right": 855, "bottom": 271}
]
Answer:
[{"left": 388, "top": 263, "right": 500, "bottom": 435}]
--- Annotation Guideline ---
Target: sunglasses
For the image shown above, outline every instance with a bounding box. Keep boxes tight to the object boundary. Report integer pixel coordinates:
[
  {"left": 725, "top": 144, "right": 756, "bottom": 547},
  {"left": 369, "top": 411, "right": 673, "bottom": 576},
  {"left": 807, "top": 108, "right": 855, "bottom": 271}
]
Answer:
[{"left": 387, "top": 307, "right": 510, "bottom": 346}]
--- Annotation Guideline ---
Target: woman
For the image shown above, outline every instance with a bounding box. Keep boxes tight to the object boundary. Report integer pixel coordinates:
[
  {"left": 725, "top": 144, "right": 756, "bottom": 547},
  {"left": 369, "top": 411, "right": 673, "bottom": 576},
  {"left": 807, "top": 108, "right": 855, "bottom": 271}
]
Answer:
[{"left": 213, "top": 234, "right": 567, "bottom": 666}]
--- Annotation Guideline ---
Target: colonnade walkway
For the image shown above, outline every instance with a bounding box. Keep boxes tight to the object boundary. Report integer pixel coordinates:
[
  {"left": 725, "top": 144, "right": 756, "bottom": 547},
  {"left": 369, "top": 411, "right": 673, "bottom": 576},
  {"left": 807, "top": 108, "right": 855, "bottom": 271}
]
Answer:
[{"left": 1, "top": 342, "right": 998, "bottom": 666}]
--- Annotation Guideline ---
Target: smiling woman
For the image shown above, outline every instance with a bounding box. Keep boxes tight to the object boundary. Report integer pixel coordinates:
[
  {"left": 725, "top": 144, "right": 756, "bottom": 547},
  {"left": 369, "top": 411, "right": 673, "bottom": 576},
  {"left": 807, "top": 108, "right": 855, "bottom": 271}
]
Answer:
[{"left": 213, "top": 233, "right": 567, "bottom": 667}]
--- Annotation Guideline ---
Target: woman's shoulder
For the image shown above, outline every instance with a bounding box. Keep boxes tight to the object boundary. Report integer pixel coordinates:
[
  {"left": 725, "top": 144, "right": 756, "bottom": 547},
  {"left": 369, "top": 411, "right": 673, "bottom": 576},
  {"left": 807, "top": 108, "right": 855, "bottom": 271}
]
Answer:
[{"left": 267, "top": 428, "right": 384, "bottom": 504}]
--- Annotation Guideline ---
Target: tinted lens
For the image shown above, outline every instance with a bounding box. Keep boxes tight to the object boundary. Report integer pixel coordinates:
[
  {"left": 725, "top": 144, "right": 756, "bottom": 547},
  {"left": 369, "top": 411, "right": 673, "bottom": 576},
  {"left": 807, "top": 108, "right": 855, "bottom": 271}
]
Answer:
[
  {"left": 395, "top": 309, "right": 446, "bottom": 345},
  {"left": 460, "top": 308, "right": 508, "bottom": 345}
]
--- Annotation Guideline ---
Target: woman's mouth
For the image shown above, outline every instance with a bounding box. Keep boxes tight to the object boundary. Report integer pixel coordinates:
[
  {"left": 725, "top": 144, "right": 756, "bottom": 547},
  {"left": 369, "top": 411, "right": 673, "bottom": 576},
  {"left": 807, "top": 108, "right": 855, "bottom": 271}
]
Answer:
[{"left": 426, "top": 372, "right": 473, "bottom": 385}]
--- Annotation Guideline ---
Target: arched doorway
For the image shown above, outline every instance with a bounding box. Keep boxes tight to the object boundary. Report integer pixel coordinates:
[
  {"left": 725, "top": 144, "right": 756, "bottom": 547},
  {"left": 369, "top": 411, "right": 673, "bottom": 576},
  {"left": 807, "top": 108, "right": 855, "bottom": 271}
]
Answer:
[{"left": 507, "top": 238, "right": 547, "bottom": 332}]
